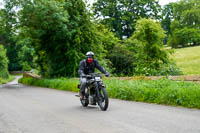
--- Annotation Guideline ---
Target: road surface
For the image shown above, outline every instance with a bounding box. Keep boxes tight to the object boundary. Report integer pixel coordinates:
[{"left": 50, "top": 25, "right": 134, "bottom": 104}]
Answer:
[{"left": 0, "top": 76, "right": 200, "bottom": 133}]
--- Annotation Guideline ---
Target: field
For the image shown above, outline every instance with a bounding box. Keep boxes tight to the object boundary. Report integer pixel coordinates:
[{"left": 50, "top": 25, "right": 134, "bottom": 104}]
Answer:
[{"left": 172, "top": 46, "right": 200, "bottom": 75}]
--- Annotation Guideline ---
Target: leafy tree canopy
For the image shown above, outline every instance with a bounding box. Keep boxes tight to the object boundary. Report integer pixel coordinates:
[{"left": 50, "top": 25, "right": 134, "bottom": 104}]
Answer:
[
  {"left": 93, "top": 0, "right": 162, "bottom": 39},
  {"left": 173, "top": 0, "right": 200, "bottom": 28},
  {"left": 14, "top": 0, "right": 106, "bottom": 77},
  {"left": 127, "top": 18, "right": 171, "bottom": 75},
  {"left": 168, "top": 0, "right": 200, "bottom": 48},
  {"left": 161, "top": 3, "right": 174, "bottom": 36},
  {"left": 0, "top": 45, "right": 9, "bottom": 79},
  {"left": 0, "top": 5, "right": 22, "bottom": 71}
]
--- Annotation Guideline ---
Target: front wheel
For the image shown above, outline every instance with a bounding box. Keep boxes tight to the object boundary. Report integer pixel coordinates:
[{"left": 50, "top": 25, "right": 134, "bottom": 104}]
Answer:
[
  {"left": 98, "top": 88, "right": 109, "bottom": 111},
  {"left": 80, "top": 93, "right": 89, "bottom": 107}
]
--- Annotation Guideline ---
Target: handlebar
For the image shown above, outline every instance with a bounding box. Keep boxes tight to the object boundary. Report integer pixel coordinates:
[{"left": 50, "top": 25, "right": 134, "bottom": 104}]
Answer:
[{"left": 81, "top": 73, "right": 109, "bottom": 78}]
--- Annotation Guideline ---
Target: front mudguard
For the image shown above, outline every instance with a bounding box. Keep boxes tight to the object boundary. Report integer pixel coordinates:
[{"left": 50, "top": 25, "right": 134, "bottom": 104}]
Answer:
[{"left": 98, "top": 81, "right": 106, "bottom": 88}]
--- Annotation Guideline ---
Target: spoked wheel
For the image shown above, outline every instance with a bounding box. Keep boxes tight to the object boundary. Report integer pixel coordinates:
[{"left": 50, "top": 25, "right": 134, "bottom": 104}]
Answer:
[{"left": 98, "top": 88, "right": 109, "bottom": 111}]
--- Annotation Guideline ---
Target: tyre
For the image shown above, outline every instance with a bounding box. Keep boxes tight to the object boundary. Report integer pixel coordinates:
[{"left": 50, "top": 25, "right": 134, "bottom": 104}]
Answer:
[
  {"left": 80, "top": 96, "right": 89, "bottom": 107},
  {"left": 80, "top": 91, "right": 89, "bottom": 107},
  {"left": 98, "top": 88, "right": 109, "bottom": 111}
]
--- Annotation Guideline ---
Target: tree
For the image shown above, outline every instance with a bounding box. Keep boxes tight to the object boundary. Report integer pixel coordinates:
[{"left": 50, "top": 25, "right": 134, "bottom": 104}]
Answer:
[
  {"left": 161, "top": 3, "right": 174, "bottom": 44},
  {"left": 95, "top": 24, "right": 119, "bottom": 52},
  {"left": 94, "top": 24, "right": 120, "bottom": 73},
  {"left": 168, "top": 27, "right": 200, "bottom": 48},
  {"left": 17, "top": 0, "right": 106, "bottom": 77},
  {"left": 168, "top": 0, "right": 200, "bottom": 48},
  {"left": 17, "top": 38, "right": 35, "bottom": 71},
  {"left": 93, "top": 0, "right": 161, "bottom": 39},
  {"left": 173, "top": 0, "right": 200, "bottom": 27},
  {"left": 0, "top": 2, "right": 22, "bottom": 71},
  {"left": 0, "top": 45, "right": 9, "bottom": 79},
  {"left": 127, "top": 18, "right": 170, "bottom": 75}
]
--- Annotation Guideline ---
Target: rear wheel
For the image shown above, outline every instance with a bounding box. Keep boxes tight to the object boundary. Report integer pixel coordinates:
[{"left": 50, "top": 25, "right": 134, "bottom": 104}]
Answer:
[{"left": 98, "top": 88, "right": 109, "bottom": 111}]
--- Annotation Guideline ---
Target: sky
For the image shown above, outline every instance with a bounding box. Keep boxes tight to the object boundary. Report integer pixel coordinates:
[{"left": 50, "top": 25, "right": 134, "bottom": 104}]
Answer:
[{"left": 159, "top": 0, "right": 178, "bottom": 6}]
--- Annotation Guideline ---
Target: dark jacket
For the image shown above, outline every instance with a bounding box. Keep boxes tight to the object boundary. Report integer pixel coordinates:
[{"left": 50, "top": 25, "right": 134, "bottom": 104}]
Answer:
[{"left": 78, "top": 59, "right": 107, "bottom": 75}]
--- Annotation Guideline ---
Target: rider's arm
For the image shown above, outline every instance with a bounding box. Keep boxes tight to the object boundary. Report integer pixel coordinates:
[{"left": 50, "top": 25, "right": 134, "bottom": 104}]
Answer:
[
  {"left": 94, "top": 60, "right": 107, "bottom": 74},
  {"left": 78, "top": 60, "right": 85, "bottom": 76}
]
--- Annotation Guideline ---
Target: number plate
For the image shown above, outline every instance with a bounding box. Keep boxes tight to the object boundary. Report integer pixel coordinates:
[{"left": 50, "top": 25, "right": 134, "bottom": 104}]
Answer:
[{"left": 95, "top": 77, "right": 101, "bottom": 81}]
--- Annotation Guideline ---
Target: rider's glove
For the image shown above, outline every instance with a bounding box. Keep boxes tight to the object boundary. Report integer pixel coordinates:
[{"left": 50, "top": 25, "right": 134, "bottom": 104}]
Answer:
[{"left": 105, "top": 72, "right": 110, "bottom": 77}]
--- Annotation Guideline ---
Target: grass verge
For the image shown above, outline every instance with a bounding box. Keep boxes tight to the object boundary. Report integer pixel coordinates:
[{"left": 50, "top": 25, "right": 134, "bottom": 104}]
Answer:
[
  {"left": 19, "top": 77, "right": 200, "bottom": 109},
  {"left": 0, "top": 75, "right": 15, "bottom": 84}
]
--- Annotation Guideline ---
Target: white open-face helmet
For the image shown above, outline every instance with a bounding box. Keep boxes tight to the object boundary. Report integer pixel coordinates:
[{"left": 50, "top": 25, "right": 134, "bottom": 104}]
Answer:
[
  {"left": 86, "top": 51, "right": 94, "bottom": 58},
  {"left": 86, "top": 51, "right": 94, "bottom": 63}
]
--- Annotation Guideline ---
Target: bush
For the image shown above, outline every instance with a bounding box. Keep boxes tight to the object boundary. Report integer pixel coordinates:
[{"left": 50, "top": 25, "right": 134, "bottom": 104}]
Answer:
[
  {"left": 22, "top": 61, "right": 32, "bottom": 71},
  {"left": 106, "top": 18, "right": 182, "bottom": 76},
  {"left": 0, "top": 45, "right": 9, "bottom": 79},
  {"left": 107, "top": 44, "right": 135, "bottom": 76},
  {"left": 127, "top": 18, "right": 179, "bottom": 76},
  {"left": 134, "top": 61, "right": 182, "bottom": 76}
]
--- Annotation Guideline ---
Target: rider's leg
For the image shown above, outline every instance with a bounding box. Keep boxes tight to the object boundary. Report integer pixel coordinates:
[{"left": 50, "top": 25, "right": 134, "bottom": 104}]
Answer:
[{"left": 80, "top": 77, "right": 87, "bottom": 99}]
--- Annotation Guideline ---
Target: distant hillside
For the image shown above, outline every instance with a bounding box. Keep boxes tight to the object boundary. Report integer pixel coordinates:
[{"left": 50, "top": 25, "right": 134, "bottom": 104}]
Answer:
[{"left": 172, "top": 46, "right": 200, "bottom": 75}]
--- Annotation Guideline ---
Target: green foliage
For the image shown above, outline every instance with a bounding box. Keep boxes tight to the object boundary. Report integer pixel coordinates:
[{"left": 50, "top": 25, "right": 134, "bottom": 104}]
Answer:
[
  {"left": 105, "top": 79, "right": 200, "bottom": 108},
  {"left": 17, "top": 38, "right": 35, "bottom": 71},
  {"left": 106, "top": 18, "right": 181, "bottom": 76},
  {"left": 1, "top": 0, "right": 186, "bottom": 77},
  {"left": 173, "top": 0, "right": 200, "bottom": 27},
  {"left": 95, "top": 24, "right": 119, "bottom": 52},
  {"left": 107, "top": 44, "right": 135, "bottom": 76},
  {"left": 127, "top": 18, "right": 174, "bottom": 76},
  {"left": 6, "top": 44, "right": 23, "bottom": 71},
  {"left": 94, "top": 24, "right": 120, "bottom": 73},
  {"left": 168, "top": 0, "right": 200, "bottom": 48},
  {"left": 19, "top": 77, "right": 79, "bottom": 92},
  {"left": 93, "top": 0, "right": 161, "bottom": 39},
  {"left": 161, "top": 3, "right": 174, "bottom": 44},
  {"left": 21, "top": 62, "right": 31, "bottom": 71},
  {"left": 19, "top": 77, "right": 200, "bottom": 109},
  {"left": 168, "top": 27, "right": 200, "bottom": 48},
  {"left": 0, "top": 45, "right": 9, "bottom": 78},
  {"left": 0, "top": 75, "right": 14, "bottom": 84},
  {"left": 16, "top": 0, "right": 106, "bottom": 77},
  {"left": 0, "top": 7, "right": 22, "bottom": 71},
  {"left": 161, "top": 3, "right": 174, "bottom": 35}
]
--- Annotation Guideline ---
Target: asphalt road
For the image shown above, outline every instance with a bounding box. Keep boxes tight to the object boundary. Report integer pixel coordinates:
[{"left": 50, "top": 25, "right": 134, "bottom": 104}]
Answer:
[{"left": 0, "top": 77, "right": 200, "bottom": 133}]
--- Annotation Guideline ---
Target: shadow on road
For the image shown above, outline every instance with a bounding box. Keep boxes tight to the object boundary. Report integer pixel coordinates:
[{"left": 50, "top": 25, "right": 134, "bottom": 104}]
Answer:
[{"left": 71, "top": 105, "right": 100, "bottom": 112}]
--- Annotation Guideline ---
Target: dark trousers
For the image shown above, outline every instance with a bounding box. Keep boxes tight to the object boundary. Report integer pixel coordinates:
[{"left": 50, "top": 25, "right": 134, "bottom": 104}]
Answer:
[{"left": 80, "top": 77, "right": 87, "bottom": 93}]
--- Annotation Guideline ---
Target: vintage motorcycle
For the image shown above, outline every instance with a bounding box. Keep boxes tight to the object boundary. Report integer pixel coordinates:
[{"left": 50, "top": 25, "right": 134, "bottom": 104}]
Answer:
[{"left": 77, "top": 73, "right": 109, "bottom": 111}]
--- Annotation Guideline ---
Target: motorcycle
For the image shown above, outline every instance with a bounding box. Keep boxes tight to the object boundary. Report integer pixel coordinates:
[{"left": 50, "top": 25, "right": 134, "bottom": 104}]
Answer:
[{"left": 77, "top": 73, "right": 109, "bottom": 111}]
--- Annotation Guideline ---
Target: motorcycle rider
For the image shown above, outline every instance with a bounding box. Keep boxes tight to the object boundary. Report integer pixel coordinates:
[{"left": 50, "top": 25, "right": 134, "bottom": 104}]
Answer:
[{"left": 78, "top": 51, "right": 109, "bottom": 99}]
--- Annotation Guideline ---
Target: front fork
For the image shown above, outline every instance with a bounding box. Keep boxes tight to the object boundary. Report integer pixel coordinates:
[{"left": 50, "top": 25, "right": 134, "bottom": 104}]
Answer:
[
  {"left": 95, "top": 82, "right": 104, "bottom": 103},
  {"left": 94, "top": 82, "right": 100, "bottom": 98}
]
